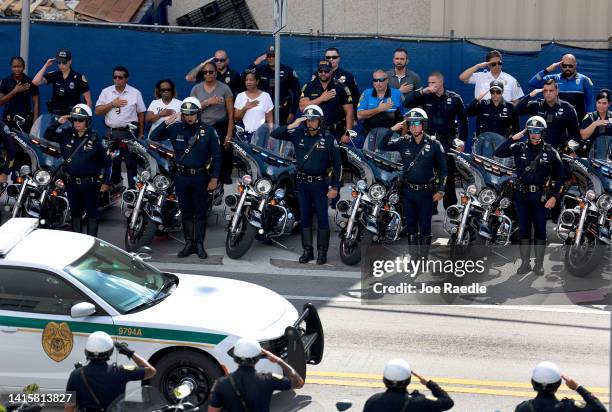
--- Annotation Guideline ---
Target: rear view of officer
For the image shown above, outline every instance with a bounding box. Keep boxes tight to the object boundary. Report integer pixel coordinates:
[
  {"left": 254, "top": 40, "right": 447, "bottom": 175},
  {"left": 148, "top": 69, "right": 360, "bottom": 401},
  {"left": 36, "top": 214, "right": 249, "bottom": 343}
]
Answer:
[
  {"left": 493, "top": 116, "right": 564, "bottom": 276},
  {"left": 208, "top": 337, "right": 304, "bottom": 412},
  {"left": 44, "top": 104, "right": 111, "bottom": 236},
  {"left": 363, "top": 359, "right": 454, "bottom": 412},
  {"left": 64, "top": 331, "right": 156, "bottom": 412},
  {"left": 514, "top": 361, "right": 606, "bottom": 412},
  {"left": 270, "top": 104, "right": 342, "bottom": 264},
  {"left": 149, "top": 97, "right": 221, "bottom": 259}
]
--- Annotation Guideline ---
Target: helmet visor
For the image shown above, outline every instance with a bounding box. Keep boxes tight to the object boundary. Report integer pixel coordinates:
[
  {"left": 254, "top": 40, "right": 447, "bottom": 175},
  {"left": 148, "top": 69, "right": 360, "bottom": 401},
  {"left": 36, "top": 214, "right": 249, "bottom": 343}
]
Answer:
[{"left": 527, "top": 127, "right": 544, "bottom": 135}]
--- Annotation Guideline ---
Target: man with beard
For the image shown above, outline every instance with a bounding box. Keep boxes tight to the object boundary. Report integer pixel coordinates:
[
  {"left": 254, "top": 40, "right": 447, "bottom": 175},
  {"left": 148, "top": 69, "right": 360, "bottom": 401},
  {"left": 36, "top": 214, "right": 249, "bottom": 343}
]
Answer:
[{"left": 386, "top": 48, "right": 421, "bottom": 97}]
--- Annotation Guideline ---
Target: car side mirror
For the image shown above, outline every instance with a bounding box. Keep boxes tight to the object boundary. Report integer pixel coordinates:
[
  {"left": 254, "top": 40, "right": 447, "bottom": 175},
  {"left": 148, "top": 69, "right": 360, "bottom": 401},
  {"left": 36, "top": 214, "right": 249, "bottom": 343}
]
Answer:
[
  {"left": 71, "top": 302, "right": 96, "bottom": 318},
  {"left": 336, "top": 400, "right": 352, "bottom": 411}
]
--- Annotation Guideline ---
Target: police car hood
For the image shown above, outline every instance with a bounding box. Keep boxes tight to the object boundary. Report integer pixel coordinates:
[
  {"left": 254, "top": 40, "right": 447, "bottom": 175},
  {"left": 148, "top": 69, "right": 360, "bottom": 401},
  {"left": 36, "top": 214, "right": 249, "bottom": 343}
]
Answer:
[{"left": 121, "top": 273, "right": 299, "bottom": 340}]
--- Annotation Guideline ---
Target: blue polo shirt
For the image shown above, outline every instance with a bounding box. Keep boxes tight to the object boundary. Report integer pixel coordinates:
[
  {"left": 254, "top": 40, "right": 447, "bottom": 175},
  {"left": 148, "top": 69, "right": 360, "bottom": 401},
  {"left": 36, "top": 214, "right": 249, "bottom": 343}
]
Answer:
[{"left": 357, "top": 87, "right": 405, "bottom": 115}]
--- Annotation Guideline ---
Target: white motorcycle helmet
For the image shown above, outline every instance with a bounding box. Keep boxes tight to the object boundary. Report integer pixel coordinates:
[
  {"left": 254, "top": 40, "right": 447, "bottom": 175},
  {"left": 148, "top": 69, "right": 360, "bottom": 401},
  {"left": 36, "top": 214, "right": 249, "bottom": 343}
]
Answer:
[
  {"left": 70, "top": 103, "right": 92, "bottom": 126},
  {"left": 531, "top": 361, "right": 562, "bottom": 392},
  {"left": 404, "top": 108, "right": 428, "bottom": 123},
  {"left": 180, "top": 97, "right": 202, "bottom": 115},
  {"left": 383, "top": 359, "right": 412, "bottom": 388},
  {"left": 85, "top": 331, "right": 114, "bottom": 361},
  {"left": 232, "top": 337, "right": 263, "bottom": 366},
  {"left": 303, "top": 104, "right": 324, "bottom": 120}
]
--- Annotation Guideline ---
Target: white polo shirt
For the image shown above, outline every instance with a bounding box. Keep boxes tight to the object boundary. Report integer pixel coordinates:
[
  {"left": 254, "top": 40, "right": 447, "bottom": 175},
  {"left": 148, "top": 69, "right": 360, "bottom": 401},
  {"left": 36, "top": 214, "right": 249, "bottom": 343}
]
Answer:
[
  {"left": 96, "top": 84, "right": 146, "bottom": 128},
  {"left": 147, "top": 98, "right": 182, "bottom": 131},
  {"left": 467, "top": 71, "right": 524, "bottom": 101}
]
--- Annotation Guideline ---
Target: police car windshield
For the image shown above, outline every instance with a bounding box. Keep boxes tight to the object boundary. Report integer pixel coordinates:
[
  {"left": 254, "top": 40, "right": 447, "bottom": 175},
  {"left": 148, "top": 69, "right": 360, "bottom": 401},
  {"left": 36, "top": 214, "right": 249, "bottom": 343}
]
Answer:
[{"left": 63, "top": 239, "right": 171, "bottom": 314}]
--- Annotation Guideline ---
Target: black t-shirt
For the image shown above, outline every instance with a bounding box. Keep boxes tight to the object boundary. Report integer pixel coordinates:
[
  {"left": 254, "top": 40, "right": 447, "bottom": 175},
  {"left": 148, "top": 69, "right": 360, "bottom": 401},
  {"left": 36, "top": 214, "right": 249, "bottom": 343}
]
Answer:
[
  {"left": 65, "top": 362, "right": 145, "bottom": 410},
  {"left": 208, "top": 366, "right": 292, "bottom": 412},
  {"left": 0, "top": 74, "right": 39, "bottom": 116},
  {"left": 43, "top": 69, "right": 89, "bottom": 113}
]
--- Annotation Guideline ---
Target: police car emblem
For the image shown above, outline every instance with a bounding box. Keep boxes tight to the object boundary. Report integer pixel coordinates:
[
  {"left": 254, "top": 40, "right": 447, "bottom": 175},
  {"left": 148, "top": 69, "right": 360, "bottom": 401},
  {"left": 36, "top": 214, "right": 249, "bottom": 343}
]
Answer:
[
  {"left": 69, "top": 82, "right": 75, "bottom": 89},
  {"left": 42, "top": 321, "right": 73, "bottom": 362}
]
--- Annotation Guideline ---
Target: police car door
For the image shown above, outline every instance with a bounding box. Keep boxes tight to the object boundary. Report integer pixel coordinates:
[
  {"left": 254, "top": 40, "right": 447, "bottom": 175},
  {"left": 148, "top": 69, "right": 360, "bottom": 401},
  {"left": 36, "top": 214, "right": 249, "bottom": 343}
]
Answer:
[{"left": 0, "top": 264, "right": 115, "bottom": 391}]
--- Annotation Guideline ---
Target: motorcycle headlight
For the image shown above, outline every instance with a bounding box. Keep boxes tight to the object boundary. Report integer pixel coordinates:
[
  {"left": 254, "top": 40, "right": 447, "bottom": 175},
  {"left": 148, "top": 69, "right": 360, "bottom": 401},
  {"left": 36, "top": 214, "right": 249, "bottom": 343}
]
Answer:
[
  {"left": 357, "top": 180, "right": 367, "bottom": 191},
  {"left": 585, "top": 190, "right": 597, "bottom": 201},
  {"left": 388, "top": 193, "right": 399, "bottom": 205},
  {"left": 467, "top": 184, "right": 478, "bottom": 196},
  {"left": 242, "top": 174, "right": 253, "bottom": 185},
  {"left": 33, "top": 169, "right": 51, "bottom": 185},
  {"left": 368, "top": 183, "right": 386, "bottom": 201},
  {"left": 152, "top": 174, "right": 171, "bottom": 192},
  {"left": 478, "top": 188, "right": 497, "bottom": 205},
  {"left": 596, "top": 194, "right": 612, "bottom": 210},
  {"left": 255, "top": 178, "right": 272, "bottom": 195},
  {"left": 499, "top": 197, "right": 511, "bottom": 210},
  {"left": 274, "top": 188, "right": 285, "bottom": 200},
  {"left": 19, "top": 165, "right": 31, "bottom": 176},
  {"left": 138, "top": 170, "right": 151, "bottom": 182}
]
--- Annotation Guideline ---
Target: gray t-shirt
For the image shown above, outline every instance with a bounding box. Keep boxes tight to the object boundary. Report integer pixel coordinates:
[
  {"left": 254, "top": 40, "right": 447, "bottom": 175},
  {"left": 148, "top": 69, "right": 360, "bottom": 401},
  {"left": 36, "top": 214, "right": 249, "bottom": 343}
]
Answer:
[
  {"left": 190, "top": 81, "right": 233, "bottom": 125},
  {"left": 385, "top": 68, "right": 421, "bottom": 93}
]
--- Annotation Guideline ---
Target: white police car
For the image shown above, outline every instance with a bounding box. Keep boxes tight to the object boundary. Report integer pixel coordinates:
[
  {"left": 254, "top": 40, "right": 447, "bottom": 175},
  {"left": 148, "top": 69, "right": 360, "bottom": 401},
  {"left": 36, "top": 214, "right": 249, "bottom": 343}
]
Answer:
[{"left": 0, "top": 218, "right": 324, "bottom": 405}]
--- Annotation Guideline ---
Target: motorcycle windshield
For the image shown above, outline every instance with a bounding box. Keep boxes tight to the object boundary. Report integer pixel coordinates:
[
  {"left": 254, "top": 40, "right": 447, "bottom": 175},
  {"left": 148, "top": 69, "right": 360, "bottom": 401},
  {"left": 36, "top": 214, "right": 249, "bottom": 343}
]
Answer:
[
  {"left": 363, "top": 127, "right": 404, "bottom": 185},
  {"left": 252, "top": 124, "right": 295, "bottom": 160},
  {"left": 590, "top": 135, "right": 612, "bottom": 163},
  {"left": 30, "top": 113, "right": 58, "bottom": 141},
  {"left": 471, "top": 132, "right": 515, "bottom": 169},
  {"left": 23, "top": 113, "right": 63, "bottom": 170}
]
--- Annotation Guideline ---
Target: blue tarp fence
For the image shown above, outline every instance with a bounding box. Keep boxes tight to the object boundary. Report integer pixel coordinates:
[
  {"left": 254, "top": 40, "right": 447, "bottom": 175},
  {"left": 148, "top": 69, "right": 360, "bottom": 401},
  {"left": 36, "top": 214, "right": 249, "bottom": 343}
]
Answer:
[{"left": 1, "top": 22, "right": 611, "bottom": 137}]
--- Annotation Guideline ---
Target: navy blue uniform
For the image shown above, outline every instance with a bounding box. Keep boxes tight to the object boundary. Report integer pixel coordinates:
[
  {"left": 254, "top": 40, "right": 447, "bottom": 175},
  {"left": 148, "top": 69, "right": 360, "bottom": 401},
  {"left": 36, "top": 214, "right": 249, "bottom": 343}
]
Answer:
[
  {"left": 529, "top": 69, "right": 595, "bottom": 121},
  {"left": 579, "top": 110, "right": 612, "bottom": 156},
  {"left": 379, "top": 132, "right": 448, "bottom": 237},
  {"left": 149, "top": 120, "right": 221, "bottom": 220},
  {"left": 363, "top": 381, "right": 454, "bottom": 412},
  {"left": 208, "top": 366, "right": 292, "bottom": 412},
  {"left": 249, "top": 63, "right": 300, "bottom": 125},
  {"left": 515, "top": 386, "right": 606, "bottom": 412},
  {"left": 44, "top": 121, "right": 110, "bottom": 220},
  {"left": 300, "top": 79, "right": 353, "bottom": 138},
  {"left": 0, "top": 121, "right": 16, "bottom": 175},
  {"left": 0, "top": 74, "right": 39, "bottom": 131},
  {"left": 311, "top": 67, "right": 360, "bottom": 114},
  {"left": 196, "top": 66, "right": 243, "bottom": 96},
  {"left": 66, "top": 362, "right": 145, "bottom": 411},
  {"left": 465, "top": 98, "right": 519, "bottom": 137},
  {"left": 271, "top": 125, "right": 342, "bottom": 230},
  {"left": 494, "top": 138, "right": 564, "bottom": 240},
  {"left": 43, "top": 69, "right": 89, "bottom": 115}
]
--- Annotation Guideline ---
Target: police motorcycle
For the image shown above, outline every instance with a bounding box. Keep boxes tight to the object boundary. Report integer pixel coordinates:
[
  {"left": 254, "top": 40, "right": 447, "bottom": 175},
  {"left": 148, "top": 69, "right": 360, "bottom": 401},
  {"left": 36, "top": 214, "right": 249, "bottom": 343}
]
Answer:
[
  {"left": 445, "top": 132, "right": 518, "bottom": 258},
  {"left": 336, "top": 127, "right": 403, "bottom": 266},
  {"left": 556, "top": 136, "right": 612, "bottom": 277},
  {"left": 224, "top": 124, "right": 300, "bottom": 259},
  {"left": 107, "top": 383, "right": 199, "bottom": 412}
]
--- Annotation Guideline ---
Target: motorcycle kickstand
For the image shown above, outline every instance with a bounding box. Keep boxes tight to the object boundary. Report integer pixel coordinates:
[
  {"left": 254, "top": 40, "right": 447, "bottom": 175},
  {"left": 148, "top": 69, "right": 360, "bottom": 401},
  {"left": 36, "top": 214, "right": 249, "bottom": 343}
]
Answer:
[
  {"left": 168, "top": 233, "right": 185, "bottom": 244},
  {"left": 489, "top": 248, "right": 512, "bottom": 262},
  {"left": 268, "top": 236, "right": 294, "bottom": 251}
]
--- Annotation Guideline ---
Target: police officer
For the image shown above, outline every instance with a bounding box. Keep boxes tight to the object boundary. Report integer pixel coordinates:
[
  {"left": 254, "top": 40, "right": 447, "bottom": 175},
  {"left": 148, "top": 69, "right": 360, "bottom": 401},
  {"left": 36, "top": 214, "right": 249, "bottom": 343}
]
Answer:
[
  {"left": 316, "top": 47, "right": 360, "bottom": 115},
  {"left": 579, "top": 88, "right": 612, "bottom": 155},
  {"left": 32, "top": 48, "right": 91, "bottom": 116},
  {"left": 64, "top": 331, "right": 156, "bottom": 412},
  {"left": 493, "top": 116, "right": 565, "bottom": 276},
  {"left": 249, "top": 46, "right": 301, "bottom": 125},
  {"left": 404, "top": 71, "right": 467, "bottom": 209},
  {"left": 363, "top": 359, "right": 454, "bottom": 412},
  {"left": 270, "top": 105, "right": 342, "bottom": 265},
  {"left": 149, "top": 97, "right": 221, "bottom": 259},
  {"left": 208, "top": 337, "right": 304, "bottom": 412},
  {"left": 465, "top": 80, "right": 519, "bottom": 137},
  {"left": 43, "top": 104, "right": 111, "bottom": 236},
  {"left": 379, "top": 109, "right": 448, "bottom": 260},
  {"left": 514, "top": 361, "right": 606, "bottom": 412}
]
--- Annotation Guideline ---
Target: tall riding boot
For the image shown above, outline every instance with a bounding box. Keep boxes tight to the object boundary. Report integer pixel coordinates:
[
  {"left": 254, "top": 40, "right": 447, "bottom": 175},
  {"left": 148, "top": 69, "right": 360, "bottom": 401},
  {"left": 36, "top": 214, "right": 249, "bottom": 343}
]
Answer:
[
  {"left": 517, "top": 239, "right": 532, "bottom": 275},
  {"left": 316, "top": 228, "right": 330, "bottom": 265},
  {"left": 178, "top": 218, "right": 194, "bottom": 258},
  {"left": 194, "top": 219, "right": 208, "bottom": 259},
  {"left": 407, "top": 233, "right": 418, "bottom": 258},
  {"left": 420, "top": 235, "right": 432, "bottom": 261},
  {"left": 71, "top": 217, "right": 83, "bottom": 233},
  {"left": 299, "top": 227, "right": 314, "bottom": 263},
  {"left": 533, "top": 239, "right": 546, "bottom": 276},
  {"left": 86, "top": 218, "right": 99, "bottom": 237}
]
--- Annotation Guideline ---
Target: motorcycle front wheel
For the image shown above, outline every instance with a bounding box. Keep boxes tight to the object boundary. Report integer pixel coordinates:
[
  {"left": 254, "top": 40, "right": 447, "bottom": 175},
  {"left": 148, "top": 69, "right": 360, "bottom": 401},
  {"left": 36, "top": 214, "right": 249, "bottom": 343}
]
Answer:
[
  {"left": 125, "top": 214, "right": 157, "bottom": 251},
  {"left": 565, "top": 232, "right": 602, "bottom": 278},
  {"left": 225, "top": 215, "right": 257, "bottom": 259},
  {"left": 339, "top": 227, "right": 372, "bottom": 266}
]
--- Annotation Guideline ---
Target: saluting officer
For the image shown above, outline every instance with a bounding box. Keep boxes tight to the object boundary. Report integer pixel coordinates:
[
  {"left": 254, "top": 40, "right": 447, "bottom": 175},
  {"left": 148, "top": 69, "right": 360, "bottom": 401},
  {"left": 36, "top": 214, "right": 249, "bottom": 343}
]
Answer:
[
  {"left": 379, "top": 109, "right": 447, "bottom": 260},
  {"left": 44, "top": 104, "right": 110, "bottom": 236},
  {"left": 514, "top": 361, "right": 606, "bottom": 412},
  {"left": 149, "top": 97, "right": 221, "bottom": 259},
  {"left": 270, "top": 105, "right": 342, "bottom": 265},
  {"left": 465, "top": 80, "right": 519, "bottom": 137},
  {"left": 363, "top": 359, "right": 454, "bottom": 412},
  {"left": 493, "top": 116, "right": 565, "bottom": 276},
  {"left": 64, "top": 331, "right": 156, "bottom": 412}
]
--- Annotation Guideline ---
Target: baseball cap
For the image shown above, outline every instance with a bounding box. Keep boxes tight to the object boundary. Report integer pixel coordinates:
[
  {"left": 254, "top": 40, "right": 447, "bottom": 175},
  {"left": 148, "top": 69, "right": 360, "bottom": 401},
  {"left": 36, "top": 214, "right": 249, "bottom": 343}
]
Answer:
[
  {"left": 266, "top": 45, "right": 275, "bottom": 56},
  {"left": 489, "top": 80, "right": 504, "bottom": 91},
  {"left": 55, "top": 48, "right": 72, "bottom": 64},
  {"left": 318, "top": 60, "right": 332, "bottom": 71}
]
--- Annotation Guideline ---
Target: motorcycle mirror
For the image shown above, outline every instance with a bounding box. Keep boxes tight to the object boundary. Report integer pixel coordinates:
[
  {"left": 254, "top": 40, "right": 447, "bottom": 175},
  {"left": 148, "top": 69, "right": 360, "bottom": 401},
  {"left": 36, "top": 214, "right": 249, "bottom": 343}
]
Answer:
[
  {"left": 14, "top": 115, "right": 26, "bottom": 126},
  {"left": 346, "top": 129, "right": 358, "bottom": 139},
  {"left": 452, "top": 138, "right": 465, "bottom": 149},
  {"left": 235, "top": 125, "right": 245, "bottom": 135},
  {"left": 567, "top": 139, "right": 580, "bottom": 150},
  {"left": 336, "top": 400, "right": 352, "bottom": 411}
]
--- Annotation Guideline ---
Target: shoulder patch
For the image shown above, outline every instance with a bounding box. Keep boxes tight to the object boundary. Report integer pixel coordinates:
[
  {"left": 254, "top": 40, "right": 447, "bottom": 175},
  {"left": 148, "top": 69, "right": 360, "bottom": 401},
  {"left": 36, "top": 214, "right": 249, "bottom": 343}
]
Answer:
[
  {"left": 301, "top": 84, "right": 307, "bottom": 92},
  {"left": 81, "top": 74, "right": 88, "bottom": 83},
  {"left": 293, "top": 70, "right": 298, "bottom": 78},
  {"left": 587, "top": 77, "right": 593, "bottom": 86}
]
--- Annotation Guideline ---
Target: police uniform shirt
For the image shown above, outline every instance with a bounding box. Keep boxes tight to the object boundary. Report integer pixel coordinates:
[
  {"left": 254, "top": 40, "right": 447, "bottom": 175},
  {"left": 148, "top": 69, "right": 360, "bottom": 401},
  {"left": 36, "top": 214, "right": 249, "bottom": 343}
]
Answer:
[
  {"left": 515, "top": 96, "right": 580, "bottom": 150},
  {"left": 514, "top": 386, "right": 607, "bottom": 412},
  {"left": 65, "top": 362, "right": 145, "bottom": 410},
  {"left": 250, "top": 63, "right": 301, "bottom": 114},
  {"left": 467, "top": 71, "right": 524, "bottom": 102},
  {"left": 465, "top": 98, "right": 519, "bottom": 136},
  {"left": 378, "top": 132, "right": 448, "bottom": 191},
  {"left": 529, "top": 70, "right": 595, "bottom": 120},
  {"left": 0, "top": 74, "right": 39, "bottom": 117},
  {"left": 208, "top": 366, "right": 291, "bottom": 412},
  {"left": 43, "top": 69, "right": 89, "bottom": 110},
  {"left": 196, "top": 67, "right": 243, "bottom": 96},
  {"left": 311, "top": 67, "right": 360, "bottom": 110},
  {"left": 580, "top": 110, "right": 612, "bottom": 143},
  {"left": 149, "top": 121, "right": 221, "bottom": 176},
  {"left": 0, "top": 121, "right": 16, "bottom": 174},
  {"left": 363, "top": 381, "right": 454, "bottom": 412},
  {"left": 300, "top": 78, "right": 352, "bottom": 127},
  {"left": 270, "top": 125, "right": 342, "bottom": 187},
  {"left": 404, "top": 89, "right": 468, "bottom": 145}
]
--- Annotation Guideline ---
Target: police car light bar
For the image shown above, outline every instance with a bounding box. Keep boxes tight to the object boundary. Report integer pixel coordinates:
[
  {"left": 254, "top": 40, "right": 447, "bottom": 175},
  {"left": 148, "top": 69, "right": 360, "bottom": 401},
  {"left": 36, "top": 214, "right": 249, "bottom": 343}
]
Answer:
[{"left": 0, "top": 218, "right": 39, "bottom": 258}]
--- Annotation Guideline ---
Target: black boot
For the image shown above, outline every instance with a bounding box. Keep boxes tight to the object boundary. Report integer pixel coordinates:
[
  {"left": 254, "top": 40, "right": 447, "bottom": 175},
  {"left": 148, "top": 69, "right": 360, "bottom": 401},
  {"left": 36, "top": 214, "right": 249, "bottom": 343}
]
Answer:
[
  {"left": 71, "top": 217, "right": 83, "bottom": 233},
  {"left": 178, "top": 218, "right": 194, "bottom": 258},
  {"left": 316, "top": 229, "right": 330, "bottom": 265},
  {"left": 533, "top": 239, "right": 546, "bottom": 276},
  {"left": 86, "top": 218, "right": 99, "bottom": 237},
  {"left": 420, "top": 235, "right": 432, "bottom": 260},
  {"left": 299, "top": 227, "right": 314, "bottom": 263},
  {"left": 194, "top": 219, "right": 208, "bottom": 259},
  {"left": 517, "top": 239, "right": 532, "bottom": 275},
  {"left": 407, "top": 233, "right": 418, "bottom": 258}
]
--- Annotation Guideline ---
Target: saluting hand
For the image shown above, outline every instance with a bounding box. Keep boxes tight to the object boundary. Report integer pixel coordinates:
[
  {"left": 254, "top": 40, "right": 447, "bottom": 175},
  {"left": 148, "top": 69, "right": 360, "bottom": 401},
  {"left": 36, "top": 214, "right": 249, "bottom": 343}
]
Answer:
[
  {"left": 477, "top": 61, "right": 490, "bottom": 69},
  {"left": 561, "top": 374, "right": 579, "bottom": 391},
  {"left": 58, "top": 115, "right": 71, "bottom": 125},
  {"left": 44, "top": 58, "right": 56, "bottom": 68},
  {"left": 390, "top": 120, "right": 406, "bottom": 132},
  {"left": 529, "top": 88, "right": 543, "bottom": 98},
  {"left": 288, "top": 116, "right": 307, "bottom": 129},
  {"left": 546, "top": 61, "right": 562, "bottom": 73},
  {"left": 477, "top": 90, "right": 489, "bottom": 101},
  {"left": 411, "top": 370, "right": 429, "bottom": 385},
  {"left": 511, "top": 129, "right": 527, "bottom": 141}
]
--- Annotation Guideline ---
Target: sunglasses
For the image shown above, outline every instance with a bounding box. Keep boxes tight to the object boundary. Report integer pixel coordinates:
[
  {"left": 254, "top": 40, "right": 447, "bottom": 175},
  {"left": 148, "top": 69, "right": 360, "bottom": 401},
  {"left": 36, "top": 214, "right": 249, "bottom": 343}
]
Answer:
[
  {"left": 325, "top": 55, "right": 339, "bottom": 60},
  {"left": 408, "top": 120, "right": 422, "bottom": 126},
  {"left": 57, "top": 61, "right": 69, "bottom": 65},
  {"left": 71, "top": 118, "right": 86, "bottom": 123},
  {"left": 266, "top": 54, "right": 275, "bottom": 58},
  {"left": 318, "top": 69, "right": 331, "bottom": 74},
  {"left": 372, "top": 78, "right": 387, "bottom": 83},
  {"left": 490, "top": 89, "right": 502, "bottom": 95},
  {"left": 160, "top": 88, "right": 172, "bottom": 92},
  {"left": 561, "top": 64, "right": 575, "bottom": 68},
  {"left": 202, "top": 70, "right": 216, "bottom": 75},
  {"left": 488, "top": 62, "right": 502, "bottom": 67},
  {"left": 113, "top": 75, "right": 125, "bottom": 79},
  {"left": 213, "top": 58, "right": 227, "bottom": 62}
]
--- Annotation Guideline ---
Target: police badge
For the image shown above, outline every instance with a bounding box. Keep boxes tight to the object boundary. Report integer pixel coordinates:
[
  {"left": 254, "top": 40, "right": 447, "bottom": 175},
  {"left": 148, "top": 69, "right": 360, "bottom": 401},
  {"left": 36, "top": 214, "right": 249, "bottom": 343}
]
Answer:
[{"left": 42, "top": 321, "right": 74, "bottom": 362}]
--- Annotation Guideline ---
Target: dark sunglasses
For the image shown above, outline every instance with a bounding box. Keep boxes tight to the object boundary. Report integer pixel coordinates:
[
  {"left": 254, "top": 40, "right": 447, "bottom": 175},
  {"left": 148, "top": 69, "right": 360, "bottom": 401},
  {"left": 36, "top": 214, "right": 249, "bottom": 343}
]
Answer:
[
  {"left": 527, "top": 128, "right": 543, "bottom": 134},
  {"left": 318, "top": 69, "right": 331, "bottom": 74},
  {"left": 488, "top": 62, "right": 502, "bottom": 67},
  {"left": 325, "top": 55, "right": 339, "bottom": 60},
  {"left": 113, "top": 75, "right": 125, "bottom": 79},
  {"left": 561, "top": 64, "right": 575, "bottom": 68},
  {"left": 266, "top": 53, "right": 275, "bottom": 58},
  {"left": 160, "top": 88, "right": 172, "bottom": 92},
  {"left": 202, "top": 70, "right": 216, "bottom": 75},
  {"left": 71, "top": 118, "right": 86, "bottom": 123},
  {"left": 213, "top": 58, "right": 227, "bottom": 62},
  {"left": 490, "top": 89, "right": 502, "bottom": 95},
  {"left": 372, "top": 78, "right": 387, "bottom": 83},
  {"left": 408, "top": 120, "right": 422, "bottom": 126}
]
